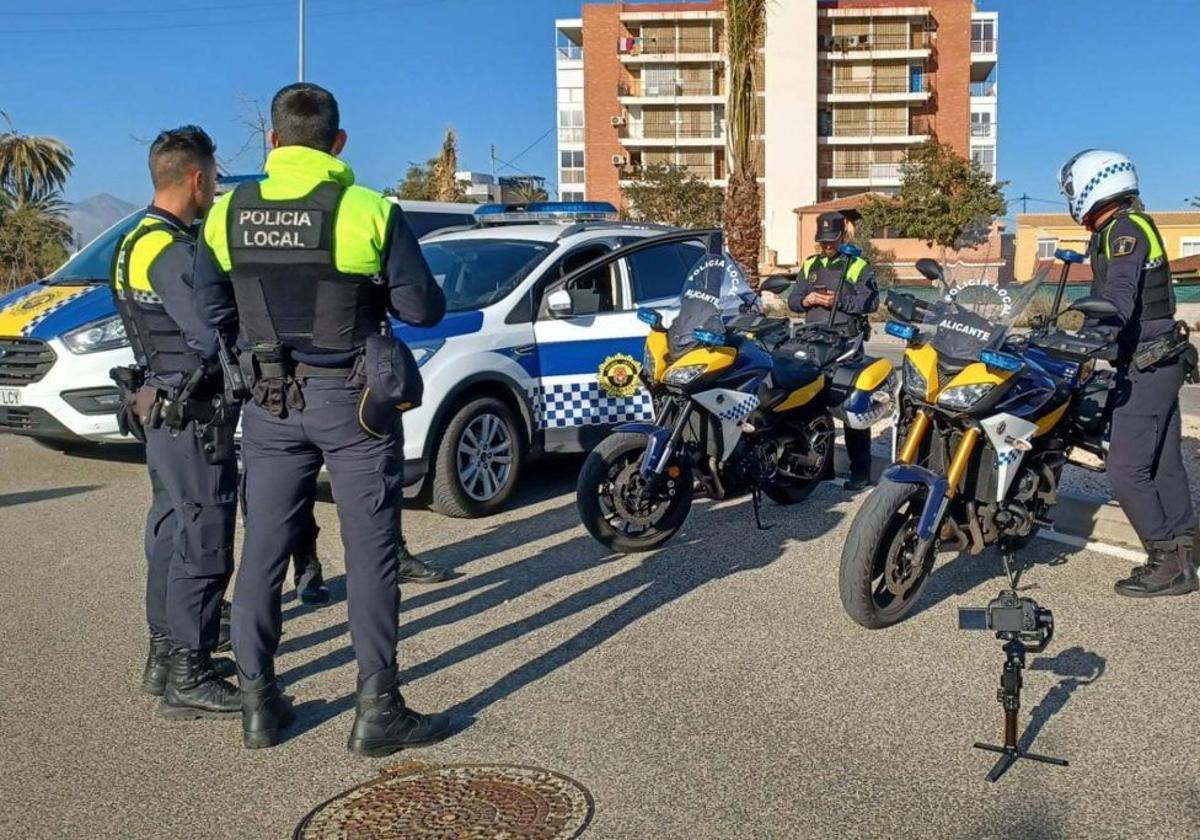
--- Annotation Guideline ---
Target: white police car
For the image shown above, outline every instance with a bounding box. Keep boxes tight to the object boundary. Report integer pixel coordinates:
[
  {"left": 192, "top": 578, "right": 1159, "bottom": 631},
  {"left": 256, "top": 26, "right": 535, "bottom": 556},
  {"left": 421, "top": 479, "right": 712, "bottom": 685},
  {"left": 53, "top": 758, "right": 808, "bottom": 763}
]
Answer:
[{"left": 0, "top": 198, "right": 479, "bottom": 448}]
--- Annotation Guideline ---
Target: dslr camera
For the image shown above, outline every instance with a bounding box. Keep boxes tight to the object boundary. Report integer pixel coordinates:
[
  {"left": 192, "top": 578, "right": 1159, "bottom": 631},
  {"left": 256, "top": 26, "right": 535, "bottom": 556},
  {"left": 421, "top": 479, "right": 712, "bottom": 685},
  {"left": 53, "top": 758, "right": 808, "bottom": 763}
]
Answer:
[{"left": 959, "top": 590, "right": 1054, "bottom": 651}]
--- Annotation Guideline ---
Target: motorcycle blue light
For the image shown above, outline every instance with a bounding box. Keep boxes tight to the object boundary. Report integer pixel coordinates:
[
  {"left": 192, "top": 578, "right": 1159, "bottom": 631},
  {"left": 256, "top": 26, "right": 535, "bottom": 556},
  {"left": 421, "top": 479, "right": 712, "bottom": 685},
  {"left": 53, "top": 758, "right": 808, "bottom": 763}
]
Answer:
[
  {"left": 637, "top": 308, "right": 662, "bottom": 328},
  {"left": 979, "top": 349, "right": 1023, "bottom": 372},
  {"left": 838, "top": 243, "right": 862, "bottom": 259},
  {"left": 885, "top": 320, "right": 916, "bottom": 341},
  {"left": 1054, "top": 248, "right": 1086, "bottom": 264},
  {"left": 693, "top": 329, "right": 725, "bottom": 346}
]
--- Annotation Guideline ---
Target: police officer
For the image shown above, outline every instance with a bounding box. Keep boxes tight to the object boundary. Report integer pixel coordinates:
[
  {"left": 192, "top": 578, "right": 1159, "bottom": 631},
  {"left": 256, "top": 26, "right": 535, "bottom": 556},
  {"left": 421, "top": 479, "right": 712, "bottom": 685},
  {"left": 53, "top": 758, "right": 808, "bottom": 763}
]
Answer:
[
  {"left": 195, "top": 83, "right": 450, "bottom": 752},
  {"left": 111, "top": 126, "right": 239, "bottom": 717},
  {"left": 788, "top": 211, "right": 880, "bottom": 491},
  {"left": 1058, "top": 150, "right": 1197, "bottom": 598}
]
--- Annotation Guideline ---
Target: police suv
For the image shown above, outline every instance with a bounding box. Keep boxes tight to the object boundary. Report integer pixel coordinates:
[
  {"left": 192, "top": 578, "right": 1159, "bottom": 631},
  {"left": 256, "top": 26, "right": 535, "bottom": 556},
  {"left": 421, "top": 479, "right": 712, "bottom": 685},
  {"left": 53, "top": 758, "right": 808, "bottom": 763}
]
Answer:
[{"left": 0, "top": 200, "right": 712, "bottom": 518}]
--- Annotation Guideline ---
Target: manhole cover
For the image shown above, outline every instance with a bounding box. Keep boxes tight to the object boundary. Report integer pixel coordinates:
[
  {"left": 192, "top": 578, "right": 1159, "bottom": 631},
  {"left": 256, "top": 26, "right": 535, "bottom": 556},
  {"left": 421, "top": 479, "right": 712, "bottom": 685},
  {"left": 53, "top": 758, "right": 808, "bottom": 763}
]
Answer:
[{"left": 294, "top": 762, "right": 594, "bottom": 839}]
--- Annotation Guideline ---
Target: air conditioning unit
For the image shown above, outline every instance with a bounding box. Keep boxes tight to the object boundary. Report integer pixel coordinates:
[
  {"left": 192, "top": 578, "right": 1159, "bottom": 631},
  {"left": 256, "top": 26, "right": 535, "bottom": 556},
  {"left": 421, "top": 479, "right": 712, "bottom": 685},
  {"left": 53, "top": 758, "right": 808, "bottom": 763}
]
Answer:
[
  {"left": 611, "top": 154, "right": 628, "bottom": 166},
  {"left": 847, "top": 35, "right": 863, "bottom": 48},
  {"left": 611, "top": 116, "right": 627, "bottom": 127}
]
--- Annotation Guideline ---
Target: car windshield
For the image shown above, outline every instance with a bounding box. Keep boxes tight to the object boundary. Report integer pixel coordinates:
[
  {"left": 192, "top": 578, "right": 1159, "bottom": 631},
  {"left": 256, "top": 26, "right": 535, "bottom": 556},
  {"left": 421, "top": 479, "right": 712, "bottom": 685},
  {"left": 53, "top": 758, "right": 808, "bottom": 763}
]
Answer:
[
  {"left": 923, "top": 264, "right": 1051, "bottom": 361},
  {"left": 45, "top": 211, "right": 145, "bottom": 284},
  {"left": 420, "top": 238, "right": 552, "bottom": 312}
]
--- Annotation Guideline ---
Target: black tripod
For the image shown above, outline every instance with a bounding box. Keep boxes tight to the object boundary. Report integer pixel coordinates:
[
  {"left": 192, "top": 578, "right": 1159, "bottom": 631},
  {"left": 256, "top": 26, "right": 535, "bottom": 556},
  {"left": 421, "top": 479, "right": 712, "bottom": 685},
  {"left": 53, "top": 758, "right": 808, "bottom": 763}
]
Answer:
[{"left": 973, "top": 635, "right": 1069, "bottom": 782}]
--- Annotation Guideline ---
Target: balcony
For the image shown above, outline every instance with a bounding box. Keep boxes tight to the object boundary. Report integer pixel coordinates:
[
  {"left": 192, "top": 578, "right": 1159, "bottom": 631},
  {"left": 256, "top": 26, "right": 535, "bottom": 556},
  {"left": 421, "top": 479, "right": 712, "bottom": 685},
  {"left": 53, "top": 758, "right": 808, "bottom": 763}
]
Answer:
[
  {"left": 818, "top": 76, "right": 932, "bottom": 103},
  {"left": 818, "top": 30, "right": 933, "bottom": 61},
  {"left": 619, "top": 122, "right": 725, "bottom": 147},
  {"left": 818, "top": 118, "right": 931, "bottom": 146},
  {"left": 970, "top": 80, "right": 998, "bottom": 98},
  {"left": 556, "top": 45, "right": 583, "bottom": 63},
  {"left": 619, "top": 35, "right": 724, "bottom": 63},
  {"left": 618, "top": 79, "right": 724, "bottom": 105},
  {"left": 970, "top": 121, "right": 996, "bottom": 139},
  {"left": 819, "top": 161, "right": 905, "bottom": 188},
  {"left": 618, "top": 162, "right": 725, "bottom": 185}
]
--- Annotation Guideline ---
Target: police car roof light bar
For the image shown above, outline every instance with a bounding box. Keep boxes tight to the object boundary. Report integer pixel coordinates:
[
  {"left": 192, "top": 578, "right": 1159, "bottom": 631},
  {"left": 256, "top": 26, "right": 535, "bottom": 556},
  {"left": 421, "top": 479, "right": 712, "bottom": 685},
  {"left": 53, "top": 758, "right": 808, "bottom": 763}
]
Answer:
[{"left": 476, "top": 201, "right": 619, "bottom": 226}]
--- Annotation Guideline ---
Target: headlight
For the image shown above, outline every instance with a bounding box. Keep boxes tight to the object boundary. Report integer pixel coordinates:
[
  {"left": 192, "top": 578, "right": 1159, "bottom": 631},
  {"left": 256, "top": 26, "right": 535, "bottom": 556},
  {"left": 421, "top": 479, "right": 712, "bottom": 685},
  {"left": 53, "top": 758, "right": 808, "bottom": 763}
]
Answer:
[
  {"left": 902, "top": 356, "right": 928, "bottom": 400},
  {"left": 663, "top": 364, "right": 707, "bottom": 386},
  {"left": 937, "top": 383, "right": 994, "bottom": 411},
  {"left": 62, "top": 315, "right": 128, "bottom": 354},
  {"left": 408, "top": 340, "right": 444, "bottom": 368}
]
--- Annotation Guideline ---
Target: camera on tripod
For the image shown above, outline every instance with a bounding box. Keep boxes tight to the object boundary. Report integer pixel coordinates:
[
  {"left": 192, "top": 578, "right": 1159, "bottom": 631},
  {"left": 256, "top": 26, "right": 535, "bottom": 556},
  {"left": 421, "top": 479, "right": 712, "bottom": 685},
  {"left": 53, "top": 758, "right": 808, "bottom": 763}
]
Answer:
[{"left": 959, "top": 590, "right": 1054, "bottom": 651}]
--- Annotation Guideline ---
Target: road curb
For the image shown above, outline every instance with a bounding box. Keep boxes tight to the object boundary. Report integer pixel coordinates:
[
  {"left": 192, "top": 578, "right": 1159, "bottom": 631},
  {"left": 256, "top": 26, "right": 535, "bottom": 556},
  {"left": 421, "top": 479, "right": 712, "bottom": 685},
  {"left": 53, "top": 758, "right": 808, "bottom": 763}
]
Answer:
[{"left": 833, "top": 447, "right": 1142, "bottom": 551}]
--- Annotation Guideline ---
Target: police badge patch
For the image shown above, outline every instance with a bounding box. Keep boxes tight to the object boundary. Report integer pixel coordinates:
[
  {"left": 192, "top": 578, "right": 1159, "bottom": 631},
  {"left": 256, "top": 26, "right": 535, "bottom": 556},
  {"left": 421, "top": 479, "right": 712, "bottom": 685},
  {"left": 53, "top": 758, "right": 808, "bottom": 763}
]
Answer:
[
  {"left": 597, "top": 354, "right": 641, "bottom": 398},
  {"left": 1113, "top": 235, "right": 1137, "bottom": 257}
]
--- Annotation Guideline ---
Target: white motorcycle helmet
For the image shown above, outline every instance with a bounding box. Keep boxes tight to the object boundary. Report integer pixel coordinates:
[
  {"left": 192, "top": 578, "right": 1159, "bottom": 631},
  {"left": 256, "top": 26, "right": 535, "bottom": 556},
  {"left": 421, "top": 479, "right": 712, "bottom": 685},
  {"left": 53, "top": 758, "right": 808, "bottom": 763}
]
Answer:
[{"left": 1057, "top": 149, "right": 1139, "bottom": 225}]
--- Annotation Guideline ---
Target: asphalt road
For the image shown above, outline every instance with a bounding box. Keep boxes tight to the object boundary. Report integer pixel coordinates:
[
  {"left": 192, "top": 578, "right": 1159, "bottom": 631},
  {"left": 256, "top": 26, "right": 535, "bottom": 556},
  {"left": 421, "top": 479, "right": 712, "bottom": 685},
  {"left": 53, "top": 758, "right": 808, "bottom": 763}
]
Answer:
[{"left": 1, "top": 434, "right": 1198, "bottom": 840}]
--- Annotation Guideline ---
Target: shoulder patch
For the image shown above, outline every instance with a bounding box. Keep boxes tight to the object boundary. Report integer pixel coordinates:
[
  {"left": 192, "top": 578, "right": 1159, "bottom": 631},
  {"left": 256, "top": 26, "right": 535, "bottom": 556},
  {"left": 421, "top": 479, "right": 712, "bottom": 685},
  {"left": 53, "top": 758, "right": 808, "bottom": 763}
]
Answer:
[{"left": 1113, "top": 235, "right": 1137, "bottom": 258}]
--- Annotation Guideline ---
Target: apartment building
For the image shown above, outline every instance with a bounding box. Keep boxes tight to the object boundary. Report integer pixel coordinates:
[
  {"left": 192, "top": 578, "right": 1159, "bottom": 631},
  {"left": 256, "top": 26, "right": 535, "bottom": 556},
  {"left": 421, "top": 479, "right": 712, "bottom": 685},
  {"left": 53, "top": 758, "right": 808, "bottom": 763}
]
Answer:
[{"left": 554, "top": 0, "right": 999, "bottom": 265}]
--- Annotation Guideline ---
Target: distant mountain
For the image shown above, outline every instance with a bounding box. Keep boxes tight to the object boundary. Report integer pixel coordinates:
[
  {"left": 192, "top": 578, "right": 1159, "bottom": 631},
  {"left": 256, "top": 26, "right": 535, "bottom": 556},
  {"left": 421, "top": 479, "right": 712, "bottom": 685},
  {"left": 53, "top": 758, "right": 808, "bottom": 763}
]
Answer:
[{"left": 64, "top": 193, "right": 139, "bottom": 249}]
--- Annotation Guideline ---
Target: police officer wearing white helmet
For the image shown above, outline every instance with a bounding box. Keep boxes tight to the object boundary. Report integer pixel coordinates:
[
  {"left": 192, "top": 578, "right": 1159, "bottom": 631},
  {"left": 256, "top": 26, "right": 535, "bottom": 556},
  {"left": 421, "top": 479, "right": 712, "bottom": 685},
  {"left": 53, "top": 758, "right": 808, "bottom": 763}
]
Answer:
[{"left": 1058, "top": 150, "right": 1198, "bottom": 598}]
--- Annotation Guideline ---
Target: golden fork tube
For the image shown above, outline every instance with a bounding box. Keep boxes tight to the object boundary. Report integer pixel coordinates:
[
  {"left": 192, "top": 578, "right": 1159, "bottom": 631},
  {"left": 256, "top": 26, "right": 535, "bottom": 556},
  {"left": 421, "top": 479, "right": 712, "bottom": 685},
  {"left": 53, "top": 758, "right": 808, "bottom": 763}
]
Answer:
[
  {"left": 945, "top": 428, "right": 981, "bottom": 498},
  {"left": 897, "top": 410, "right": 931, "bottom": 465}
]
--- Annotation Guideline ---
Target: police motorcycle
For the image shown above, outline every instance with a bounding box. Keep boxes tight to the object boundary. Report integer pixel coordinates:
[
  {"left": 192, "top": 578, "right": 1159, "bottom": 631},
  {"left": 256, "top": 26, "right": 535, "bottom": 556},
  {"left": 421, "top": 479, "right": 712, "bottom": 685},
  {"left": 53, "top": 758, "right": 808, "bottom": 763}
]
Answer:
[
  {"left": 576, "top": 239, "right": 895, "bottom": 553},
  {"left": 838, "top": 251, "right": 1121, "bottom": 628}
]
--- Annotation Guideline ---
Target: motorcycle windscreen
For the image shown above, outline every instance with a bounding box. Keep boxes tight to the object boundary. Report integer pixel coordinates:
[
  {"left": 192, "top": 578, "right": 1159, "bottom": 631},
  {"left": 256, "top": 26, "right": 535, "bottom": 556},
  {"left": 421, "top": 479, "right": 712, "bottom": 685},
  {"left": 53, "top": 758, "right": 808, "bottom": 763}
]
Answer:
[
  {"left": 923, "top": 265, "right": 1052, "bottom": 363},
  {"left": 666, "top": 248, "right": 754, "bottom": 359}
]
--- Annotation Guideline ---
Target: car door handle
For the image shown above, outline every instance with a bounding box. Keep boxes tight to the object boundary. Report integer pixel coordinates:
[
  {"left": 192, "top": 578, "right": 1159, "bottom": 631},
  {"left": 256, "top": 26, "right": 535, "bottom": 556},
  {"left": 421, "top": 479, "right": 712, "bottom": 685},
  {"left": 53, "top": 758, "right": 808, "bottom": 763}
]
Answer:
[{"left": 511, "top": 344, "right": 536, "bottom": 357}]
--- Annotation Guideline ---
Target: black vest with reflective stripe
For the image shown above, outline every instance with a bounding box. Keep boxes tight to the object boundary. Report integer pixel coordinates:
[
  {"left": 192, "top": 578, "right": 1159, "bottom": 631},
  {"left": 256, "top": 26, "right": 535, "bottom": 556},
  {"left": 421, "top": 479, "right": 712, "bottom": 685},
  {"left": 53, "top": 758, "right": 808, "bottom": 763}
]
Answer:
[
  {"left": 225, "top": 181, "right": 386, "bottom": 357},
  {"left": 1089, "top": 211, "right": 1175, "bottom": 325},
  {"left": 110, "top": 221, "right": 204, "bottom": 376}
]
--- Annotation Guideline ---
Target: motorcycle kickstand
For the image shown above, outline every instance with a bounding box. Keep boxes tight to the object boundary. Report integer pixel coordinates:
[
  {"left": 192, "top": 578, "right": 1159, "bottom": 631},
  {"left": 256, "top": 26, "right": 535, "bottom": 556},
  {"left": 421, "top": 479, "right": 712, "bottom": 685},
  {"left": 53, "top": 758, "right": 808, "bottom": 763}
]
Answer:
[{"left": 751, "top": 484, "right": 769, "bottom": 531}]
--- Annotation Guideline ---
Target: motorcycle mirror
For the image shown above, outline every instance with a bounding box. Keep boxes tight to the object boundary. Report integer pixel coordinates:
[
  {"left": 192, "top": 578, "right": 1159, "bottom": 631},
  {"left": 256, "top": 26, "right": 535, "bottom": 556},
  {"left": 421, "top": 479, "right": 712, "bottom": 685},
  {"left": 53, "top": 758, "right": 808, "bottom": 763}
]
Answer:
[
  {"left": 1067, "top": 295, "right": 1119, "bottom": 319},
  {"left": 915, "top": 258, "right": 944, "bottom": 283},
  {"left": 838, "top": 243, "right": 862, "bottom": 259},
  {"left": 759, "top": 276, "right": 792, "bottom": 295}
]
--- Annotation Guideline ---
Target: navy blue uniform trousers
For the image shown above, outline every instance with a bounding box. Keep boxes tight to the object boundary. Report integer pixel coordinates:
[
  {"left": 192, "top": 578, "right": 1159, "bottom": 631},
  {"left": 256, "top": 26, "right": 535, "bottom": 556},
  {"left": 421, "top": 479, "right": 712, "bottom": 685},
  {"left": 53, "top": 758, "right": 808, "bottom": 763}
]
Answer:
[
  {"left": 1107, "top": 357, "right": 1195, "bottom": 544},
  {"left": 144, "top": 424, "right": 237, "bottom": 651},
  {"left": 231, "top": 378, "right": 402, "bottom": 682}
]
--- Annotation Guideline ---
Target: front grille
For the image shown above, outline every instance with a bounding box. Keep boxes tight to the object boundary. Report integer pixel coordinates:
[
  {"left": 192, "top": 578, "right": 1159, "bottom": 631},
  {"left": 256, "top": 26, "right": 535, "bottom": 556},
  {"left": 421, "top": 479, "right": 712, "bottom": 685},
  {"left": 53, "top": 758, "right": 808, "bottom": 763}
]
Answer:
[
  {"left": 0, "top": 406, "right": 34, "bottom": 431},
  {"left": 0, "top": 337, "right": 57, "bottom": 385},
  {"left": 0, "top": 406, "right": 77, "bottom": 439}
]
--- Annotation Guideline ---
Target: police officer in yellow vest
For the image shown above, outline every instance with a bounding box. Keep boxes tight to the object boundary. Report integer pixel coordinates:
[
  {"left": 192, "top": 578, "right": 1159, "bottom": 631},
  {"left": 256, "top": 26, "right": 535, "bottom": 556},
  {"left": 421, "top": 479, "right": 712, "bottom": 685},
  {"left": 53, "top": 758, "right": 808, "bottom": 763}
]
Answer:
[
  {"left": 788, "top": 211, "right": 880, "bottom": 491},
  {"left": 1058, "top": 150, "right": 1197, "bottom": 598},
  {"left": 110, "top": 127, "right": 240, "bottom": 718},
  {"left": 195, "top": 83, "right": 450, "bottom": 753}
]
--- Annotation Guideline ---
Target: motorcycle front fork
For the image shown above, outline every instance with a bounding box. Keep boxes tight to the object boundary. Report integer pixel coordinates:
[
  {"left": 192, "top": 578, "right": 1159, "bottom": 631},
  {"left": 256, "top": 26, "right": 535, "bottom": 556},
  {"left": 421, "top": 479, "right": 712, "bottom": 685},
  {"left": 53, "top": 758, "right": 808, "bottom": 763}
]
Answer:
[
  {"left": 899, "top": 409, "right": 982, "bottom": 558},
  {"left": 641, "top": 400, "right": 693, "bottom": 495}
]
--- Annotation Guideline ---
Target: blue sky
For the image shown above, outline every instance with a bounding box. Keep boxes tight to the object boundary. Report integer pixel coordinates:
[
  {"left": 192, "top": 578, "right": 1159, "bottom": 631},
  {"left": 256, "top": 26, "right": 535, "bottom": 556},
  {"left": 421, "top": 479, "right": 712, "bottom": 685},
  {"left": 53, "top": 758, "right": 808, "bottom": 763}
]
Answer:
[{"left": 1, "top": 0, "right": 1197, "bottom": 217}]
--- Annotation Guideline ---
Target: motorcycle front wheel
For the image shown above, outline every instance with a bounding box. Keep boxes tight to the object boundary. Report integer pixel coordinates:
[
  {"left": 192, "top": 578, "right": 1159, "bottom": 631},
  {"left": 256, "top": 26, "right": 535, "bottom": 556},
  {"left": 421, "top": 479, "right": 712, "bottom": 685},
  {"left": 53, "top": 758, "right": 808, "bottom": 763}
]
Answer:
[
  {"left": 838, "top": 479, "right": 937, "bottom": 628},
  {"left": 576, "top": 432, "right": 693, "bottom": 553}
]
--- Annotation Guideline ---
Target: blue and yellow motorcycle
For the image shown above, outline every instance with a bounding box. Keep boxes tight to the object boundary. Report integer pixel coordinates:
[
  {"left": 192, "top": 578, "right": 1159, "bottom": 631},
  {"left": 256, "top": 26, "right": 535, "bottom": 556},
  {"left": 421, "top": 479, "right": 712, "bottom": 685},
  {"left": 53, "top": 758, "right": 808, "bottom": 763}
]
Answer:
[
  {"left": 838, "top": 251, "right": 1120, "bottom": 628},
  {"left": 577, "top": 245, "right": 894, "bottom": 553}
]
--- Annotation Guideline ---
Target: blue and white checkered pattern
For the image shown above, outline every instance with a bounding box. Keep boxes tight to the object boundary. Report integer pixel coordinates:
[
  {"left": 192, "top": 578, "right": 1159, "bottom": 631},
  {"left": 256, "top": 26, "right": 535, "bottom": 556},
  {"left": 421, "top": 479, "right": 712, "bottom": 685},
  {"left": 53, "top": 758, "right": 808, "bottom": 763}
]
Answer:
[
  {"left": 531, "top": 381, "right": 654, "bottom": 429},
  {"left": 1073, "top": 160, "right": 1135, "bottom": 221},
  {"left": 715, "top": 394, "right": 759, "bottom": 423},
  {"left": 995, "top": 449, "right": 1023, "bottom": 468},
  {"left": 17, "top": 288, "right": 90, "bottom": 337}
]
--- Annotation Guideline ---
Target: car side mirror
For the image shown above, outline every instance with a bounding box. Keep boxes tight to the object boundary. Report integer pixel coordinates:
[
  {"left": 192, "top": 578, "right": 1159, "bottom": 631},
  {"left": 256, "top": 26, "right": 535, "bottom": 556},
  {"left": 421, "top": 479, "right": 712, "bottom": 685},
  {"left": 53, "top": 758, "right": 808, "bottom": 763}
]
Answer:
[
  {"left": 760, "top": 276, "right": 792, "bottom": 295},
  {"left": 547, "top": 288, "right": 574, "bottom": 318},
  {"left": 915, "top": 258, "right": 944, "bottom": 283},
  {"left": 1067, "top": 295, "right": 1119, "bottom": 319}
]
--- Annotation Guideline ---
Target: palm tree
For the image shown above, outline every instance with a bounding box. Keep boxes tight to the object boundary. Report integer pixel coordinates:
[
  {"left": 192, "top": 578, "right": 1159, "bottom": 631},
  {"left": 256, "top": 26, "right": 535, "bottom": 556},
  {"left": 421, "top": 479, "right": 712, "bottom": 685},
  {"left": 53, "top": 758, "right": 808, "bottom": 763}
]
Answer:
[
  {"left": 431, "top": 127, "right": 464, "bottom": 202},
  {"left": 723, "top": 0, "right": 766, "bottom": 285},
  {"left": 0, "top": 112, "right": 74, "bottom": 205},
  {"left": 510, "top": 183, "right": 549, "bottom": 205}
]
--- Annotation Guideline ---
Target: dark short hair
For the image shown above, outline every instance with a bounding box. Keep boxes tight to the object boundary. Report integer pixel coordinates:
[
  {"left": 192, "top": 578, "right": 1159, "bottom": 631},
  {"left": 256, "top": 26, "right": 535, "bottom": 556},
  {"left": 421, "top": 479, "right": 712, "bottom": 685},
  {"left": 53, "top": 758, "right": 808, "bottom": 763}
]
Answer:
[
  {"left": 270, "top": 83, "right": 340, "bottom": 151},
  {"left": 148, "top": 125, "right": 216, "bottom": 189}
]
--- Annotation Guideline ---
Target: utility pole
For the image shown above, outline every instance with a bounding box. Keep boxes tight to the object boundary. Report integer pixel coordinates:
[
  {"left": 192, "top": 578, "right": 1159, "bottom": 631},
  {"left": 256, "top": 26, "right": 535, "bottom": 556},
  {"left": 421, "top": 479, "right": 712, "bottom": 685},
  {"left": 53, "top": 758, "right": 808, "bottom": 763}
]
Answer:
[
  {"left": 298, "top": 0, "right": 306, "bottom": 82},
  {"left": 1016, "top": 193, "right": 1030, "bottom": 215}
]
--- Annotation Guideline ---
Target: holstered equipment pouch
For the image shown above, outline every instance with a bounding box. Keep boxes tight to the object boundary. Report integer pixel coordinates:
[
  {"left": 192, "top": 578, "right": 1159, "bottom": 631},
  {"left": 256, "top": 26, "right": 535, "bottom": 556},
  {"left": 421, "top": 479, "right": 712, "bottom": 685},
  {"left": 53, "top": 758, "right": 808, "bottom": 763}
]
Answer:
[
  {"left": 109, "top": 365, "right": 147, "bottom": 442},
  {"left": 1133, "top": 321, "right": 1194, "bottom": 373},
  {"left": 357, "top": 334, "right": 424, "bottom": 437}
]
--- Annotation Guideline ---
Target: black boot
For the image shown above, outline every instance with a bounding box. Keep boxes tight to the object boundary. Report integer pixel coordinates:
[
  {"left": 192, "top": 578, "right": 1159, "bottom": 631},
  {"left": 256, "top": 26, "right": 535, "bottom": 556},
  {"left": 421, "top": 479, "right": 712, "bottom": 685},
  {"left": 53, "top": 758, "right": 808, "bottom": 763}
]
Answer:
[
  {"left": 1115, "top": 540, "right": 1198, "bottom": 598},
  {"left": 843, "top": 474, "right": 872, "bottom": 493},
  {"left": 238, "top": 665, "right": 294, "bottom": 749},
  {"left": 216, "top": 601, "right": 232, "bottom": 653},
  {"left": 140, "top": 633, "right": 172, "bottom": 696},
  {"left": 397, "top": 541, "right": 448, "bottom": 585},
  {"left": 347, "top": 667, "right": 451, "bottom": 757},
  {"left": 158, "top": 648, "right": 241, "bottom": 719},
  {"left": 293, "top": 552, "right": 331, "bottom": 605}
]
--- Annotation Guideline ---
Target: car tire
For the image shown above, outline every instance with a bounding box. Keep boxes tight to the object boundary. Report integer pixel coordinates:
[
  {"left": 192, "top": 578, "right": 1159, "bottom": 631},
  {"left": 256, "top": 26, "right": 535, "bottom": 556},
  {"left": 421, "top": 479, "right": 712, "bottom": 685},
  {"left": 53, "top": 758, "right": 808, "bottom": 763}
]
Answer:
[{"left": 429, "top": 396, "right": 524, "bottom": 518}]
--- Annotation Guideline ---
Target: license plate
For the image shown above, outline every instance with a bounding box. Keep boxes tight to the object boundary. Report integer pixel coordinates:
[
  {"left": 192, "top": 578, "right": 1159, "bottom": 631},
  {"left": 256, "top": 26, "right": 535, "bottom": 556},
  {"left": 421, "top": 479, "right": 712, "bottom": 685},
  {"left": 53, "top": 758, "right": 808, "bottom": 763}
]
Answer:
[{"left": 0, "top": 388, "right": 21, "bottom": 407}]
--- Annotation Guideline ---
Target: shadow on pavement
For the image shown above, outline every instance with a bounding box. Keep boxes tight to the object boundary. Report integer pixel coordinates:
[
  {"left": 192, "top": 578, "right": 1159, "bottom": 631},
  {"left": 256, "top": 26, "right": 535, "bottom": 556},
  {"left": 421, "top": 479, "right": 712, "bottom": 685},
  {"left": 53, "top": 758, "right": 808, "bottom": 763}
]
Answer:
[
  {"left": 0, "top": 484, "right": 101, "bottom": 508},
  {"left": 1022, "top": 646, "right": 1106, "bottom": 755},
  {"left": 60, "top": 442, "right": 146, "bottom": 464}
]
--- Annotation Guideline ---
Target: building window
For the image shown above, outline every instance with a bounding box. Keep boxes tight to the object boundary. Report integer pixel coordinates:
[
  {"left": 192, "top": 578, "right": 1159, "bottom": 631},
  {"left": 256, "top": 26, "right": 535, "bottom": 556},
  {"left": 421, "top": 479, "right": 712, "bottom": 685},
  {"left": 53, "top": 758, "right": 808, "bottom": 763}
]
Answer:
[
  {"left": 558, "top": 109, "right": 584, "bottom": 143},
  {"left": 560, "top": 191, "right": 585, "bottom": 202},
  {"left": 972, "top": 145, "right": 995, "bottom": 170},
  {"left": 1037, "top": 238, "right": 1057, "bottom": 260},
  {"left": 970, "top": 111, "right": 992, "bottom": 137},
  {"left": 971, "top": 20, "right": 995, "bottom": 53}
]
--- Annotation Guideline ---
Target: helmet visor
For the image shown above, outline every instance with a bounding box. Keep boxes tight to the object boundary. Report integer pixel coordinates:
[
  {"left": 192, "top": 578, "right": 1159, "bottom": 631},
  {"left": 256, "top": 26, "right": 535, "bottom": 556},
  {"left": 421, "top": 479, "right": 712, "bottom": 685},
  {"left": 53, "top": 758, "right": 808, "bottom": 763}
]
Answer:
[{"left": 1058, "top": 150, "right": 1094, "bottom": 199}]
